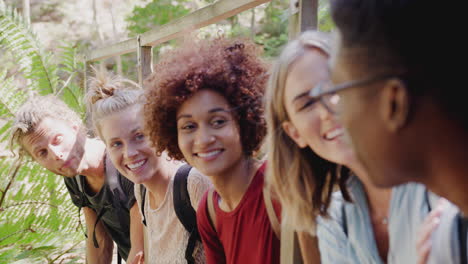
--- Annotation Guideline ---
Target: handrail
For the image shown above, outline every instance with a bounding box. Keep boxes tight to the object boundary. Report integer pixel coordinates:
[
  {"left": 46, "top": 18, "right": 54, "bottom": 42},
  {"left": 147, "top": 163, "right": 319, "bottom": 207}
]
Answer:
[{"left": 85, "top": 0, "right": 270, "bottom": 62}]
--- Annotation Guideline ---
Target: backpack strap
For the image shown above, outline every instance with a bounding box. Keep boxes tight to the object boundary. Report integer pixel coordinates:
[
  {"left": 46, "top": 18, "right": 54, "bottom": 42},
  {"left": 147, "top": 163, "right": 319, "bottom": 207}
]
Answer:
[
  {"left": 173, "top": 164, "right": 199, "bottom": 264},
  {"left": 458, "top": 213, "right": 468, "bottom": 264},
  {"left": 75, "top": 175, "right": 84, "bottom": 193},
  {"left": 207, "top": 189, "right": 217, "bottom": 232},
  {"left": 92, "top": 154, "right": 129, "bottom": 250},
  {"left": 263, "top": 187, "right": 280, "bottom": 238},
  {"left": 73, "top": 175, "right": 88, "bottom": 238},
  {"left": 140, "top": 185, "right": 147, "bottom": 226},
  {"left": 136, "top": 184, "right": 149, "bottom": 262},
  {"left": 280, "top": 224, "right": 303, "bottom": 264}
]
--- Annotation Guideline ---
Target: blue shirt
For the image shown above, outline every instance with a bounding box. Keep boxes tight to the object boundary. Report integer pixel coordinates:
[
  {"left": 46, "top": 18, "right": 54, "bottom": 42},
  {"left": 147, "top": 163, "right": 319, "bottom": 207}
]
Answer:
[
  {"left": 428, "top": 202, "right": 466, "bottom": 264},
  {"left": 317, "top": 177, "right": 434, "bottom": 264}
]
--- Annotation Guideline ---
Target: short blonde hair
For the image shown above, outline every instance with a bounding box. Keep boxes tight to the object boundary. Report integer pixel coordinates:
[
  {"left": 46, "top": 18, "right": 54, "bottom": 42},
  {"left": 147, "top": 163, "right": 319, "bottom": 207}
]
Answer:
[
  {"left": 86, "top": 67, "right": 142, "bottom": 140},
  {"left": 265, "top": 31, "right": 350, "bottom": 234},
  {"left": 11, "top": 95, "right": 82, "bottom": 155}
]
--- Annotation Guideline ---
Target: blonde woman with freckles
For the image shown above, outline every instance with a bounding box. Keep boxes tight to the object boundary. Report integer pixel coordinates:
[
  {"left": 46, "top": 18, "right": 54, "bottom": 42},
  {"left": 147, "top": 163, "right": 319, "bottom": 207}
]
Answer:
[
  {"left": 86, "top": 69, "right": 211, "bottom": 264},
  {"left": 265, "top": 30, "right": 436, "bottom": 264}
]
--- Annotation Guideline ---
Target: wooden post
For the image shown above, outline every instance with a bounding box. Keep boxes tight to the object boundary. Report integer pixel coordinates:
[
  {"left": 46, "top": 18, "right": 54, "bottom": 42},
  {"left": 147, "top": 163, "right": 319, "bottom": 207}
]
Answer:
[
  {"left": 137, "top": 35, "right": 153, "bottom": 87},
  {"left": 288, "top": 0, "right": 318, "bottom": 40},
  {"left": 22, "top": 0, "right": 30, "bottom": 25}
]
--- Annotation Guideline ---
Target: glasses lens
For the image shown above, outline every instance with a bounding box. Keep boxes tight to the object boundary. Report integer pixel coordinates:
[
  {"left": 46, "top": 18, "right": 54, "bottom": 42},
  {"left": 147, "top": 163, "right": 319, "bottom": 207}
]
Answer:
[{"left": 322, "top": 93, "right": 341, "bottom": 114}]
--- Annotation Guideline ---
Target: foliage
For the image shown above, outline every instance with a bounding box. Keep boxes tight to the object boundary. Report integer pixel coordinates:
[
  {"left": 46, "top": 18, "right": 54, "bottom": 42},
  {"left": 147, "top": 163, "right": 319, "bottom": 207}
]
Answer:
[
  {"left": 126, "top": 0, "right": 190, "bottom": 36},
  {"left": 0, "top": 0, "right": 85, "bottom": 262}
]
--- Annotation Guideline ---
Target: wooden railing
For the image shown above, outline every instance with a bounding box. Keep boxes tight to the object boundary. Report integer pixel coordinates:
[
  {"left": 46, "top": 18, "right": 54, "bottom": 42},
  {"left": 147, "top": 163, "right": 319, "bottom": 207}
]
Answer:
[{"left": 84, "top": 0, "right": 317, "bottom": 87}]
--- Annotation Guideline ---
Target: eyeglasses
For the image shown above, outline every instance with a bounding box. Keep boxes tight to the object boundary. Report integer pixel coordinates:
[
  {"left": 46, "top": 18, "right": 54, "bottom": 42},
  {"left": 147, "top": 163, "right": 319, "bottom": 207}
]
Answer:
[{"left": 309, "top": 74, "right": 401, "bottom": 114}]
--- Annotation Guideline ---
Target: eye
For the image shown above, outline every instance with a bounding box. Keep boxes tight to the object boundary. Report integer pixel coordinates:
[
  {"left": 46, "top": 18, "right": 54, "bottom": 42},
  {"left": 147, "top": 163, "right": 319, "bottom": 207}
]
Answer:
[
  {"left": 180, "top": 122, "right": 196, "bottom": 131},
  {"left": 37, "top": 149, "right": 47, "bottom": 158},
  {"left": 211, "top": 117, "right": 227, "bottom": 128},
  {"left": 110, "top": 141, "right": 122, "bottom": 148},
  {"left": 135, "top": 133, "right": 145, "bottom": 141},
  {"left": 298, "top": 97, "right": 319, "bottom": 111}
]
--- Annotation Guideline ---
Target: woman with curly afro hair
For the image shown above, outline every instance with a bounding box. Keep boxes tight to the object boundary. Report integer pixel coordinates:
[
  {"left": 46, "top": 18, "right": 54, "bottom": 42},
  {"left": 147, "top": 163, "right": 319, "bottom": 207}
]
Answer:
[{"left": 143, "top": 37, "right": 280, "bottom": 264}]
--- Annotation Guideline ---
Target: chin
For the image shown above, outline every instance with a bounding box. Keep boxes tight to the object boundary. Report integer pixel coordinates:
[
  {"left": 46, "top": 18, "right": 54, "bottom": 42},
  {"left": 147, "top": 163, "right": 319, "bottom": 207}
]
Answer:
[{"left": 366, "top": 167, "right": 408, "bottom": 188}]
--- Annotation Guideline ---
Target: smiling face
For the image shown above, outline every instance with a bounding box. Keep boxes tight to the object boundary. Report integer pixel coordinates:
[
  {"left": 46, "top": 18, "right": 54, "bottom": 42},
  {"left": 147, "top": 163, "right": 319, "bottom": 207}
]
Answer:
[
  {"left": 282, "top": 49, "right": 355, "bottom": 166},
  {"left": 176, "top": 89, "right": 244, "bottom": 177},
  {"left": 22, "top": 117, "right": 86, "bottom": 177},
  {"left": 99, "top": 105, "right": 158, "bottom": 184}
]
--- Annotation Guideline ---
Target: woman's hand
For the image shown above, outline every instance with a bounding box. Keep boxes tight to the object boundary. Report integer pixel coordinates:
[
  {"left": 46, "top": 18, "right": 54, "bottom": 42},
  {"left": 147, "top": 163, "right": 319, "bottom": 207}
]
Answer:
[
  {"left": 416, "top": 199, "right": 448, "bottom": 264},
  {"left": 130, "top": 251, "right": 144, "bottom": 264}
]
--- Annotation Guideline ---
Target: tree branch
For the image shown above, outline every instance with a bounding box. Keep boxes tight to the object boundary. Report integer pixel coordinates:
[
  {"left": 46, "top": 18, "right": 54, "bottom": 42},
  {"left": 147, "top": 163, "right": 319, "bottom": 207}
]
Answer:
[
  {"left": 1, "top": 201, "right": 58, "bottom": 212},
  {"left": 48, "top": 241, "right": 82, "bottom": 264},
  {"left": 0, "top": 156, "right": 23, "bottom": 208}
]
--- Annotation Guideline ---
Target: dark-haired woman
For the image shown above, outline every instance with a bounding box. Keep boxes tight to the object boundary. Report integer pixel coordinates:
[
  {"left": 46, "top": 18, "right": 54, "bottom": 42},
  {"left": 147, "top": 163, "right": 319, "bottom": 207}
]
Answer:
[{"left": 143, "top": 37, "right": 280, "bottom": 264}]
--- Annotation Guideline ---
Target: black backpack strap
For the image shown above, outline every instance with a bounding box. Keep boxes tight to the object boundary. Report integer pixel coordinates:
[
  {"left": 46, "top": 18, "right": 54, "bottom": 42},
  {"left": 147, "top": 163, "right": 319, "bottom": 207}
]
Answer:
[
  {"left": 140, "top": 185, "right": 147, "bottom": 226},
  {"left": 73, "top": 175, "right": 88, "bottom": 238},
  {"left": 92, "top": 206, "right": 108, "bottom": 248},
  {"left": 458, "top": 213, "right": 468, "bottom": 264},
  {"left": 173, "top": 164, "right": 199, "bottom": 264}
]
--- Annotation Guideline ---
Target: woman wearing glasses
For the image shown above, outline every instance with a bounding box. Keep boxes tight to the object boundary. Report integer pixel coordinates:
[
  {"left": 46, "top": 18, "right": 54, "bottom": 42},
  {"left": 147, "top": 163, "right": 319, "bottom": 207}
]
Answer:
[{"left": 265, "top": 30, "right": 435, "bottom": 263}]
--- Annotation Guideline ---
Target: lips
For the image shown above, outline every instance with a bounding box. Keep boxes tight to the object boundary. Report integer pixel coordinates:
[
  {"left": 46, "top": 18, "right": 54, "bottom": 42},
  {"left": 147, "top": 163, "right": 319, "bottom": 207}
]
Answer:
[
  {"left": 323, "top": 127, "right": 344, "bottom": 141},
  {"left": 126, "top": 159, "right": 147, "bottom": 171},
  {"left": 194, "top": 149, "right": 224, "bottom": 161},
  {"left": 61, "top": 157, "right": 74, "bottom": 171}
]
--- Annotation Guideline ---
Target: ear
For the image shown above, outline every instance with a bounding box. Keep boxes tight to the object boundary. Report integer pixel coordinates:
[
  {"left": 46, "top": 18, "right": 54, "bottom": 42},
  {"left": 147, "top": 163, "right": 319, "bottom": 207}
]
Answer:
[
  {"left": 282, "top": 121, "right": 308, "bottom": 148},
  {"left": 72, "top": 123, "right": 80, "bottom": 132},
  {"left": 379, "top": 79, "right": 410, "bottom": 132}
]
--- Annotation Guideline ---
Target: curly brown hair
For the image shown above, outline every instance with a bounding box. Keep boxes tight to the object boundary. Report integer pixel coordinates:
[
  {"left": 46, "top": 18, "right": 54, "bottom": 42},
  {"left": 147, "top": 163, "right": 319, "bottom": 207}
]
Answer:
[{"left": 144, "top": 37, "right": 268, "bottom": 161}]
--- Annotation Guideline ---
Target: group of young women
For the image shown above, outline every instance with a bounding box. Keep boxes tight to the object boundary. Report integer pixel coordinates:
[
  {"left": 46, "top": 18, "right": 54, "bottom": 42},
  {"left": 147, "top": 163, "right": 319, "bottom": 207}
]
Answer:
[{"left": 82, "top": 28, "right": 439, "bottom": 264}]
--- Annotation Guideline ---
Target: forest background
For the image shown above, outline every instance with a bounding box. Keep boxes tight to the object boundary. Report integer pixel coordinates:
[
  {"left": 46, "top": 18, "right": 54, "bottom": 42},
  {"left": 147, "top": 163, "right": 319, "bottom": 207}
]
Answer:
[{"left": 0, "top": 0, "right": 331, "bottom": 263}]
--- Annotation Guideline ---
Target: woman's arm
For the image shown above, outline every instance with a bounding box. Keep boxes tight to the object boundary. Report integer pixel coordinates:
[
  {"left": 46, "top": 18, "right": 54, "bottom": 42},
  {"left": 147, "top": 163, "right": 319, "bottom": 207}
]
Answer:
[{"left": 127, "top": 203, "right": 144, "bottom": 264}]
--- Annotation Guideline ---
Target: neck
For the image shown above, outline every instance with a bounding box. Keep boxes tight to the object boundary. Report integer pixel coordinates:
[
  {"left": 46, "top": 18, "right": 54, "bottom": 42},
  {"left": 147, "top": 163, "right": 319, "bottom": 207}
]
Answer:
[
  {"left": 79, "top": 138, "right": 106, "bottom": 180},
  {"left": 144, "top": 155, "right": 179, "bottom": 207},
  {"left": 422, "top": 134, "right": 468, "bottom": 215},
  {"left": 349, "top": 161, "right": 392, "bottom": 217},
  {"left": 210, "top": 157, "right": 259, "bottom": 211}
]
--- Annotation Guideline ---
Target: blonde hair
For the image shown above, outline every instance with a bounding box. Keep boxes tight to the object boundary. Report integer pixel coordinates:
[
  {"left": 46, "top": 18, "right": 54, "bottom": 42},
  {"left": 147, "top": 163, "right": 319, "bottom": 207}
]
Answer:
[
  {"left": 11, "top": 95, "right": 82, "bottom": 156},
  {"left": 86, "top": 66, "right": 142, "bottom": 139},
  {"left": 265, "top": 31, "right": 350, "bottom": 234}
]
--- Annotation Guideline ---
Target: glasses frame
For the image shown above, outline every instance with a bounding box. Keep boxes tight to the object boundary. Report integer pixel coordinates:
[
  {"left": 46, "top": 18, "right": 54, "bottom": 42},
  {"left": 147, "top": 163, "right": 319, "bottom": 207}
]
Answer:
[{"left": 309, "top": 74, "right": 401, "bottom": 114}]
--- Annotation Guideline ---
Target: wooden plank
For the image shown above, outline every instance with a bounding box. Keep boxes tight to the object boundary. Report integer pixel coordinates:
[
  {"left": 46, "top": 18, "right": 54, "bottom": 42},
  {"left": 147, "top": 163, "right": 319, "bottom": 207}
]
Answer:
[
  {"left": 87, "top": 38, "right": 137, "bottom": 62},
  {"left": 86, "top": 0, "right": 270, "bottom": 62},
  {"left": 137, "top": 37, "right": 153, "bottom": 87},
  {"left": 140, "top": 0, "right": 270, "bottom": 47}
]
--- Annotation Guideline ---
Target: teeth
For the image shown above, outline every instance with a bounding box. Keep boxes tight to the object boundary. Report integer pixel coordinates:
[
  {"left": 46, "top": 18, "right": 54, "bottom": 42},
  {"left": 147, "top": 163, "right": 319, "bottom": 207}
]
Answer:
[
  {"left": 127, "top": 160, "right": 146, "bottom": 170},
  {"left": 197, "top": 150, "right": 221, "bottom": 158},
  {"left": 325, "top": 128, "right": 343, "bottom": 140}
]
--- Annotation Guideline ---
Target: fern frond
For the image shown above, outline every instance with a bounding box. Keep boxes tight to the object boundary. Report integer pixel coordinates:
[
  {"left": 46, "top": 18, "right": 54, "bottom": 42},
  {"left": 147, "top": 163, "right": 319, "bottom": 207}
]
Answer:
[{"left": 0, "top": 1, "right": 56, "bottom": 94}]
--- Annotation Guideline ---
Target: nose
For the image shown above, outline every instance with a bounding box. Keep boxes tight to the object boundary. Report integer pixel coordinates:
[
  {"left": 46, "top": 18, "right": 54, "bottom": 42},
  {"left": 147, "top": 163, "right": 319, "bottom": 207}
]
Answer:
[
  {"left": 49, "top": 145, "right": 64, "bottom": 161},
  {"left": 194, "top": 126, "right": 215, "bottom": 148},
  {"left": 318, "top": 103, "right": 332, "bottom": 121},
  {"left": 124, "top": 143, "right": 138, "bottom": 159}
]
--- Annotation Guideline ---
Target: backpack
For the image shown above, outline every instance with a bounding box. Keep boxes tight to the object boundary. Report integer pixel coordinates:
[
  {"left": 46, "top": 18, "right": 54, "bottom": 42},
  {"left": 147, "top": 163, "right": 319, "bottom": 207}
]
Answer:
[
  {"left": 139, "top": 164, "right": 200, "bottom": 264},
  {"left": 74, "top": 154, "right": 128, "bottom": 264}
]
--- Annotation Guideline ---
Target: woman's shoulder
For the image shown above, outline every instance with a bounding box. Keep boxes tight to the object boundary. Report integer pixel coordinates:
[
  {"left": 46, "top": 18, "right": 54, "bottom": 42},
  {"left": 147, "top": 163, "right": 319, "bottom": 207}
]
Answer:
[{"left": 187, "top": 167, "right": 213, "bottom": 209}]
